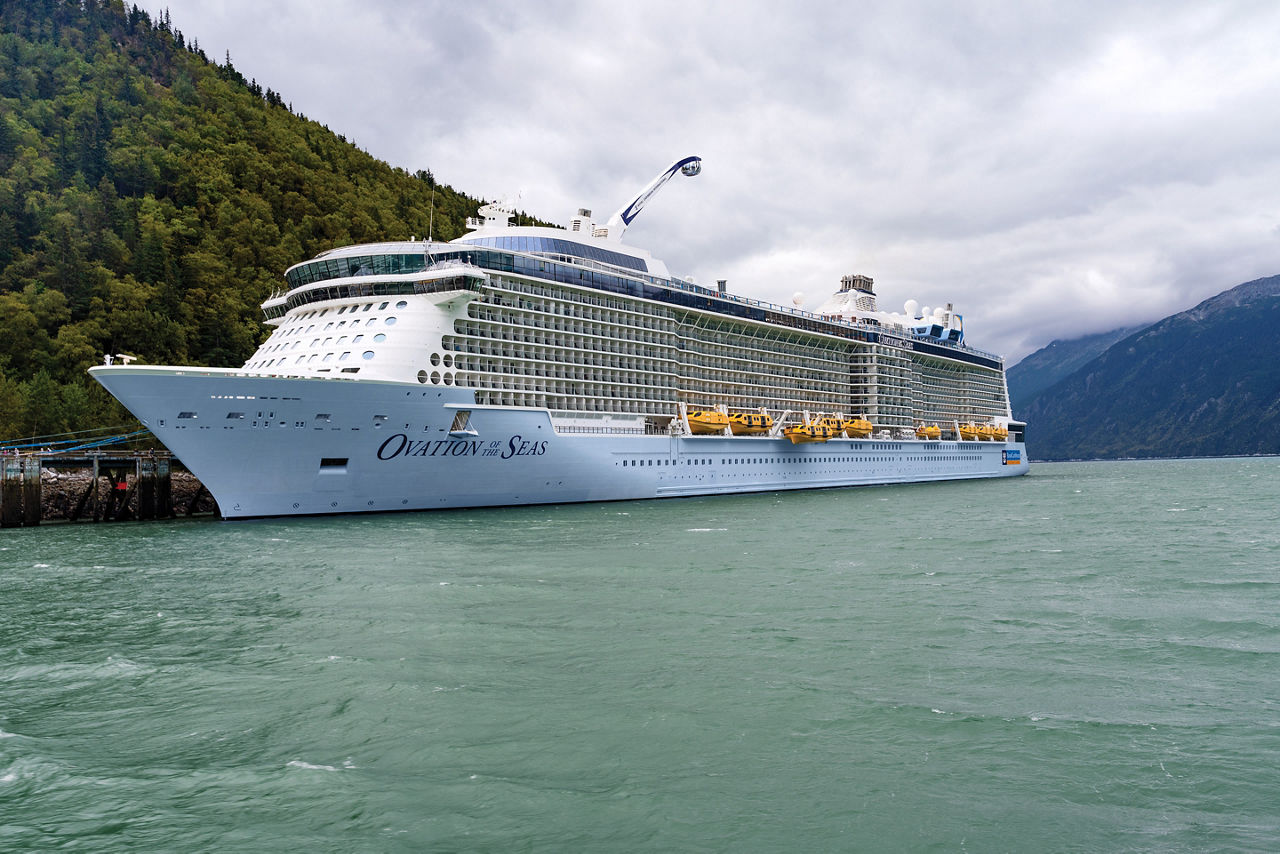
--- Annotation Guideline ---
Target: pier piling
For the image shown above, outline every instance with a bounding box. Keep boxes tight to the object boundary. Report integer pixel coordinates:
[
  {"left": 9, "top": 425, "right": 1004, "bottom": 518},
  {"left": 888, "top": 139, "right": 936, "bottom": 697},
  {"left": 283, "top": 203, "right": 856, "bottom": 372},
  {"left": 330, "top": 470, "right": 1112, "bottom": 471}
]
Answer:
[{"left": 0, "top": 451, "right": 184, "bottom": 527}]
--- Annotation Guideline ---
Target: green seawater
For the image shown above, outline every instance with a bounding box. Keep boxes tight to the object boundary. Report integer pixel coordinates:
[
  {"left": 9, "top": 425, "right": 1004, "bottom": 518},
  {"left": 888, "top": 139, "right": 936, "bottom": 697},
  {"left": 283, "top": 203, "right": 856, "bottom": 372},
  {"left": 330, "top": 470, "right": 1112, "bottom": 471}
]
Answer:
[{"left": 3, "top": 458, "right": 1280, "bottom": 852}]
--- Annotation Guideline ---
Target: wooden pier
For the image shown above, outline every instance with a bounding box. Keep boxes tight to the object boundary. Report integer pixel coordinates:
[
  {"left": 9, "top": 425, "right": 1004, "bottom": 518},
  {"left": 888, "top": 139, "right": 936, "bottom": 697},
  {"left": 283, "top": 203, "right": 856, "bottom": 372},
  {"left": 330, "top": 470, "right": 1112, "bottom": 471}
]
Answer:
[{"left": 0, "top": 451, "right": 212, "bottom": 527}]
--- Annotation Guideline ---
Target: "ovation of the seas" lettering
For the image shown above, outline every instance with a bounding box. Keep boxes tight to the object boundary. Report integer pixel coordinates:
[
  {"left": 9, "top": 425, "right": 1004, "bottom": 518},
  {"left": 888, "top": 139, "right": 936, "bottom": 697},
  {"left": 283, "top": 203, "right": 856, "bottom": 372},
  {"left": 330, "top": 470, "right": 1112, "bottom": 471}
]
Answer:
[{"left": 376, "top": 434, "right": 549, "bottom": 461}]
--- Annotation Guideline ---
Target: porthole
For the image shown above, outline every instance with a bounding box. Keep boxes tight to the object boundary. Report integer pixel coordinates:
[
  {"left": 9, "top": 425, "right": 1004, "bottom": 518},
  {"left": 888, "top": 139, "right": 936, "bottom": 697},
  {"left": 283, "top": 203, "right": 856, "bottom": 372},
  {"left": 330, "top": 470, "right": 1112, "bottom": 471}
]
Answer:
[
  {"left": 431, "top": 371, "right": 441, "bottom": 384},
  {"left": 374, "top": 333, "right": 386, "bottom": 343},
  {"left": 417, "top": 370, "right": 429, "bottom": 384},
  {"left": 395, "top": 300, "right": 408, "bottom": 309},
  {"left": 362, "top": 351, "right": 375, "bottom": 360},
  {"left": 443, "top": 373, "right": 454, "bottom": 386},
  {"left": 443, "top": 354, "right": 453, "bottom": 368},
  {"left": 384, "top": 317, "right": 397, "bottom": 326},
  {"left": 430, "top": 353, "right": 441, "bottom": 366}
]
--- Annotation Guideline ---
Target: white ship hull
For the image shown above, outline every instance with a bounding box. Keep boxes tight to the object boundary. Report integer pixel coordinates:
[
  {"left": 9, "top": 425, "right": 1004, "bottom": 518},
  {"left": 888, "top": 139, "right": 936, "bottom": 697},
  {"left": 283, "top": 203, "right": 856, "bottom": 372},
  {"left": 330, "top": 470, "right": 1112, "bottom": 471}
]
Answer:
[{"left": 91, "top": 366, "right": 1028, "bottom": 520}]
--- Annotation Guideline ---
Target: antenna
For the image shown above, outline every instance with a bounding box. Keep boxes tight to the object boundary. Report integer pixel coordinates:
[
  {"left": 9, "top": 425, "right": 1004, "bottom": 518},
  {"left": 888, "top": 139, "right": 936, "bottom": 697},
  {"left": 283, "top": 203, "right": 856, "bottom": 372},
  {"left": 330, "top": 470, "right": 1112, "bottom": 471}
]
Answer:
[{"left": 427, "top": 182, "right": 436, "bottom": 242}]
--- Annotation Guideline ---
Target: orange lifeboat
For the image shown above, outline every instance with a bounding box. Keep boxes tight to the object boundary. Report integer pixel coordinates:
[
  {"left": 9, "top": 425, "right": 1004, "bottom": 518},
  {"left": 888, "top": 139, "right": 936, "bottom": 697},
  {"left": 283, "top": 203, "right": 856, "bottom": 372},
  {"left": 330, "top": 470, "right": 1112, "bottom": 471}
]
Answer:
[
  {"left": 842, "top": 417, "right": 873, "bottom": 438},
  {"left": 728, "top": 412, "right": 773, "bottom": 435},
  {"left": 686, "top": 410, "right": 729, "bottom": 434},
  {"left": 784, "top": 421, "right": 835, "bottom": 444}
]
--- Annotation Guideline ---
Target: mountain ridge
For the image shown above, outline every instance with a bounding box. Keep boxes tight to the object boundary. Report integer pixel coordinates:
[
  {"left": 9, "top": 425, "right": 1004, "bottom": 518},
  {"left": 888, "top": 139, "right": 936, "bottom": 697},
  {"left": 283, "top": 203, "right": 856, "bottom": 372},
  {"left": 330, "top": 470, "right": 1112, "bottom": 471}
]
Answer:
[{"left": 1022, "top": 274, "right": 1280, "bottom": 460}]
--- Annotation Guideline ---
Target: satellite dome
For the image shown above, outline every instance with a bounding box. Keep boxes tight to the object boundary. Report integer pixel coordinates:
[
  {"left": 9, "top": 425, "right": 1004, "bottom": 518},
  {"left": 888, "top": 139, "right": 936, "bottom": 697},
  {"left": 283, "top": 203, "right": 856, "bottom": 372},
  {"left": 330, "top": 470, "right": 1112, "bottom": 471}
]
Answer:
[
  {"left": 792, "top": 292, "right": 804, "bottom": 307},
  {"left": 904, "top": 299, "right": 919, "bottom": 318}
]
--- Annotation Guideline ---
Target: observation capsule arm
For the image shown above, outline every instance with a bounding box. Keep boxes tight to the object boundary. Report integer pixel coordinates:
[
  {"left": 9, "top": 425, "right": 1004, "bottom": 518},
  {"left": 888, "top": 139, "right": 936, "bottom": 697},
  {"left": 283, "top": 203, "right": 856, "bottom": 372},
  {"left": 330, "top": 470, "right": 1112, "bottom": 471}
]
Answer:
[{"left": 604, "top": 155, "right": 701, "bottom": 239}]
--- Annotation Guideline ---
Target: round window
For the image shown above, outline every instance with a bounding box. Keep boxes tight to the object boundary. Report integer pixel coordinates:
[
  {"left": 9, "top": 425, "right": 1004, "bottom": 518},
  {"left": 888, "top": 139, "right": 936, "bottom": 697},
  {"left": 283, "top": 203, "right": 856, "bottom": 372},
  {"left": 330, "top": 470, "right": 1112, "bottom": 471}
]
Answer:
[
  {"left": 374, "top": 333, "right": 386, "bottom": 342},
  {"left": 417, "top": 370, "right": 429, "bottom": 384},
  {"left": 395, "top": 300, "right": 408, "bottom": 309},
  {"left": 430, "top": 353, "right": 440, "bottom": 366},
  {"left": 443, "top": 373, "right": 453, "bottom": 386},
  {"left": 430, "top": 371, "right": 441, "bottom": 384},
  {"left": 442, "top": 354, "right": 453, "bottom": 367},
  {"left": 384, "top": 317, "right": 397, "bottom": 326},
  {"left": 362, "top": 351, "right": 375, "bottom": 360}
]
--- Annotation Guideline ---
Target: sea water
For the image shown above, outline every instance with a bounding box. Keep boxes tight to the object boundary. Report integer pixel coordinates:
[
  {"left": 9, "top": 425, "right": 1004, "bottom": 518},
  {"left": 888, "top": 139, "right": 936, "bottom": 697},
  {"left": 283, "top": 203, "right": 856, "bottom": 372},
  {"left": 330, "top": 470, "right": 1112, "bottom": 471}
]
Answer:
[{"left": 2, "top": 458, "right": 1279, "bottom": 852}]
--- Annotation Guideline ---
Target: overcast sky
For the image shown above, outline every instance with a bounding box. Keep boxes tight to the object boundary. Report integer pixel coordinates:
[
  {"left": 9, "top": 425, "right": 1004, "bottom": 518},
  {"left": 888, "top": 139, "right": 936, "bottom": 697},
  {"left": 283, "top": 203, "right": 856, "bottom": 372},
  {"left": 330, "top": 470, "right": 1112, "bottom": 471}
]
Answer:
[{"left": 153, "top": 0, "right": 1280, "bottom": 362}]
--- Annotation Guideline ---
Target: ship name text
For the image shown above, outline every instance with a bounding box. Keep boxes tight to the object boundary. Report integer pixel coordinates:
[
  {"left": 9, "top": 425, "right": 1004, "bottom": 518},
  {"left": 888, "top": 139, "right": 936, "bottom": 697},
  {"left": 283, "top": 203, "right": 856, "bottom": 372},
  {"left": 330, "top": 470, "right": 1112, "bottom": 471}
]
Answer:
[{"left": 377, "top": 433, "right": 548, "bottom": 461}]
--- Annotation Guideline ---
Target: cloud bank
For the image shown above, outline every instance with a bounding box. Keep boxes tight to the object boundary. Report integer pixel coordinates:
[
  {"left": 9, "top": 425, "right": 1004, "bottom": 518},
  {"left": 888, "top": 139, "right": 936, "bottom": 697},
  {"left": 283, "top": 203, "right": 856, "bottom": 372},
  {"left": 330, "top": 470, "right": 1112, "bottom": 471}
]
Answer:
[{"left": 159, "top": 1, "right": 1280, "bottom": 361}]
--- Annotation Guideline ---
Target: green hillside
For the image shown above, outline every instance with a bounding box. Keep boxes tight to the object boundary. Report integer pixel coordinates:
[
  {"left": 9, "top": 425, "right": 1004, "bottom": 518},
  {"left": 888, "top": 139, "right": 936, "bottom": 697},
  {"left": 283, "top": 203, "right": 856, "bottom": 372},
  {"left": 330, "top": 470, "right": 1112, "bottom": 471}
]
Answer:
[{"left": 0, "top": 0, "right": 512, "bottom": 442}]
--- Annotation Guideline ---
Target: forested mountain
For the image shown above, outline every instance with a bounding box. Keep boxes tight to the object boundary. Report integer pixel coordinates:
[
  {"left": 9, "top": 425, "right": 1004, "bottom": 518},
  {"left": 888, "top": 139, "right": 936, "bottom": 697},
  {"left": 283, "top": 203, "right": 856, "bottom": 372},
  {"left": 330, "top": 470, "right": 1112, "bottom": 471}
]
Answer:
[
  {"left": 1023, "top": 275, "right": 1280, "bottom": 460},
  {"left": 0, "top": 0, "right": 513, "bottom": 441},
  {"left": 1007, "top": 324, "right": 1144, "bottom": 417}
]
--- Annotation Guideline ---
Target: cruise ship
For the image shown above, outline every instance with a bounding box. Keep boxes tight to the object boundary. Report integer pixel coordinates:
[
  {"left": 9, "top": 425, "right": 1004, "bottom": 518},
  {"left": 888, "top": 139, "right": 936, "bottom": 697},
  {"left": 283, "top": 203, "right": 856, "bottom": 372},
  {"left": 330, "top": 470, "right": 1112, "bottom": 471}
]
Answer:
[{"left": 90, "top": 157, "right": 1028, "bottom": 519}]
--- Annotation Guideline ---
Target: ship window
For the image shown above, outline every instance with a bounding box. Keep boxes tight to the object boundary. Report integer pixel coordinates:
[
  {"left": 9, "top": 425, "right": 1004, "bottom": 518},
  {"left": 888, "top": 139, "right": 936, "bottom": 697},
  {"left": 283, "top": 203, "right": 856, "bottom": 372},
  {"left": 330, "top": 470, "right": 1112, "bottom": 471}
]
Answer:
[
  {"left": 319, "top": 457, "right": 348, "bottom": 469},
  {"left": 339, "top": 352, "right": 351, "bottom": 361},
  {"left": 362, "top": 351, "right": 375, "bottom": 360},
  {"left": 362, "top": 304, "right": 373, "bottom": 312},
  {"left": 226, "top": 412, "right": 245, "bottom": 419},
  {"left": 396, "top": 300, "right": 408, "bottom": 309},
  {"left": 378, "top": 302, "right": 389, "bottom": 310},
  {"left": 417, "top": 370, "right": 429, "bottom": 384},
  {"left": 323, "top": 353, "right": 334, "bottom": 362},
  {"left": 315, "top": 413, "right": 332, "bottom": 422},
  {"left": 385, "top": 317, "right": 397, "bottom": 326},
  {"left": 374, "top": 333, "right": 386, "bottom": 342},
  {"left": 178, "top": 411, "right": 198, "bottom": 419},
  {"left": 450, "top": 410, "right": 472, "bottom": 432},
  {"left": 353, "top": 335, "right": 363, "bottom": 343}
]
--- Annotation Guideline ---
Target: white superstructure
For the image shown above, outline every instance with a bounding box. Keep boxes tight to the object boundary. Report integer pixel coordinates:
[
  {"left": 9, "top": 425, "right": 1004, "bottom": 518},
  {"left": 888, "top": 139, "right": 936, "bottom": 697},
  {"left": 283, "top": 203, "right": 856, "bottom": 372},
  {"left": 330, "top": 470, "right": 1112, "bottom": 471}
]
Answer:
[{"left": 91, "top": 158, "right": 1027, "bottom": 519}]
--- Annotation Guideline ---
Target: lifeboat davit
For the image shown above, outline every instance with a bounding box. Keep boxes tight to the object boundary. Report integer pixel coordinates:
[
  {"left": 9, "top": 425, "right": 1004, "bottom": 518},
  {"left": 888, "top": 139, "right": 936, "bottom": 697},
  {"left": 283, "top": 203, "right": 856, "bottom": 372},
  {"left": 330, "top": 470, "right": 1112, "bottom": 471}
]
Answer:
[{"left": 915, "top": 424, "right": 942, "bottom": 440}]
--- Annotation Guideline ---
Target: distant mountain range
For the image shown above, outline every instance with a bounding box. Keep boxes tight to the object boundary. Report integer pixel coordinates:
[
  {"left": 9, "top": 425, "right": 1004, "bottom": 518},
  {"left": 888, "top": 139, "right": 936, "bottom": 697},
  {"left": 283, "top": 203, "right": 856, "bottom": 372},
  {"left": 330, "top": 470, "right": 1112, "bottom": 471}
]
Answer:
[{"left": 1013, "top": 275, "right": 1280, "bottom": 460}]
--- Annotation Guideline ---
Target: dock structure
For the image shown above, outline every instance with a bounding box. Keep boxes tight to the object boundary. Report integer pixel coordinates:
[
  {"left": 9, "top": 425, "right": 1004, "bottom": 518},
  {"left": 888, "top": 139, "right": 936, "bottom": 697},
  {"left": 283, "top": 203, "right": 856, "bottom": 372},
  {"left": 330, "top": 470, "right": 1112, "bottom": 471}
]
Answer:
[{"left": 0, "top": 450, "right": 196, "bottom": 527}]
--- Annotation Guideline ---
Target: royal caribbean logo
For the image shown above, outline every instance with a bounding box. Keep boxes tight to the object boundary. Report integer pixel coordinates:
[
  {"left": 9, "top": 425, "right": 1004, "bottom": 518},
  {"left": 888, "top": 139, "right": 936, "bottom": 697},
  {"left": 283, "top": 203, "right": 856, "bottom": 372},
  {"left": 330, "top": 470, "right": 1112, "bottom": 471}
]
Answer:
[{"left": 1002, "top": 449, "right": 1022, "bottom": 465}]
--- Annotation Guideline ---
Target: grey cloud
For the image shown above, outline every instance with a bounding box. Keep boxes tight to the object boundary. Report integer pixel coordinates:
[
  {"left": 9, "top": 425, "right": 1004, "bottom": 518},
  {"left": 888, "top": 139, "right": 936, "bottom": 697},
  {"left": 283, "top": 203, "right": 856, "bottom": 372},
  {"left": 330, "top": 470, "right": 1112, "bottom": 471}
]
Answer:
[{"left": 158, "top": 0, "right": 1280, "bottom": 362}]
